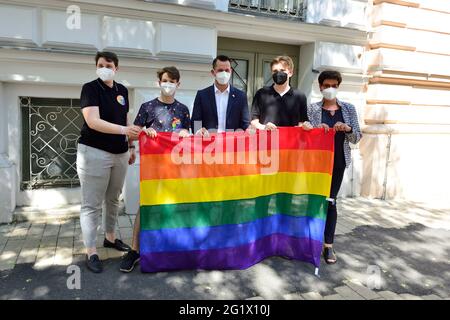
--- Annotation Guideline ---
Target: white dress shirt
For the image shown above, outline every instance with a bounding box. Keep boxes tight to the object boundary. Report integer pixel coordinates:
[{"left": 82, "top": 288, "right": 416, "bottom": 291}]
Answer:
[{"left": 214, "top": 84, "right": 230, "bottom": 133}]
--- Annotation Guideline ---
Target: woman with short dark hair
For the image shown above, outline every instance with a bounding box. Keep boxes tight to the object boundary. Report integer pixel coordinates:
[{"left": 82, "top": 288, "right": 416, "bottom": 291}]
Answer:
[
  {"left": 77, "top": 51, "right": 142, "bottom": 273},
  {"left": 307, "top": 70, "right": 362, "bottom": 264}
]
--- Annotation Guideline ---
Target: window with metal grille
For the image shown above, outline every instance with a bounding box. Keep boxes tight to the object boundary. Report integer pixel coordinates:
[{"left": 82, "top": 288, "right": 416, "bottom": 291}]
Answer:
[
  {"left": 229, "top": 0, "right": 306, "bottom": 20},
  {"left": 20, "top": 97, "right": 83, "bottom": 190}
]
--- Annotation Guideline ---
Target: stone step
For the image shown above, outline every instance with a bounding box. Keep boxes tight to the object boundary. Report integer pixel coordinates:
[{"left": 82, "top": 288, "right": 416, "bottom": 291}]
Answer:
[{"left": 13, "top": 202, "right": 125, "bottom": 223}]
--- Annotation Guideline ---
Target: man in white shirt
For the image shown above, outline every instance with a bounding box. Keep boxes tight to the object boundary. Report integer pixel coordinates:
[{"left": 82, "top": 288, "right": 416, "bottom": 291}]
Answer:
[{"left": 191, "top": 55, "right": 250, "bottom": 135}]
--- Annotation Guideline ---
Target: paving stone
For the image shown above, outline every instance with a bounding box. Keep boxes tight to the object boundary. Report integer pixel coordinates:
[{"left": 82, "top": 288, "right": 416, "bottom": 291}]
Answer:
[
  {"left": 0, "top": 260, "right": 15, "bottom": 271},
  {"left": 324, "top": 294, "right": 345, "bottom": 300},
  {"left": 399, "top": 294, "right": 423, "bottom": 300},
  {"left": 0, "top": 224, "right": 13, "bottom": 234},
  {"left": 34, "top": 247, "right": 56, "bottom": 269},
  {"left": 334, "top": 286, "right": 365, "bottom": 300},
  {"left": 337, "top": 224, "right": 353, "bottom": 234},
  {"left": 74, "top": 238, "right": 85, "bottom": 249},
  {"left": 245, "top": 296, "right": 265, "bottom": 300},
  {"left": 16, "top": 247, "right": 38, "bottom": 264},
  {"left": 54, "top": 248, "right": 73, "bottom": 265},
  {"left": 74, "top": 230, "right": 83, "bottom": 240},
  {"left": 96, "top": 248, "right": 108, "bottom": 260},
  {"left": 15, "top": 222, "right": 31, "bottom": 229},
  {"left": 8, "top": 226, "right": 29, "bottom": 239},
  {"left": 0, "top": 248, "right": 19, "bottom": 270},
  {"left": 338, "top": 219, "right": 355, "bottom": 230},
  {"left": 106, "top": 249, "right": 125, "bottom": 259},
  {"left": 0, "top": 241, "right": 6, "bottom": 255},
  {"left": 421, "top": 294, "right": 442, "bottom": 300},
  {"left": 28, "top": 224, "right": 45, "bottom": 233},
  {"left": 73, "top": 244, "right": 86, "bottom": 255},
  {"left": 377, "top": 291, "right": 404, "bottom": 300},
  {"left": 59, "top": 228, "right": 75, "bottom": 238},
  {"left": 22, "top": 239, "right": 40, "bottom": 250},
  {"left": 25, "top": 233, "right": 44, "bottom": 242},
  {"left": 282, "top": 292, "right": 304, "bottom": 300},
  {"left": 40, "top": 236, "right": 58, "bottom": 248},
  {"left": 344, "top": 280, "right": 381, "bottom": 300},
  {"left": 0, "top": 233, "right": 6, "bottom": 241},
  {"left": 57, "top": 237, "right": 74, "bottom": 248},
  {"left": 3, "top": 240, "right": 25, "bottom": 251},
  {"left": 43, "top": 224, "right": 61, "bottom": 237},
  {"left": 301, "top": 292, "right": 323, "bottom": 300}
]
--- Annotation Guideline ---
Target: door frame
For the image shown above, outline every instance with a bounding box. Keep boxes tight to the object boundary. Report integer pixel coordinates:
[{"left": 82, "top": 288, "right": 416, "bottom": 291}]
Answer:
[{"left": 218, "top": 49, "right": 256, "bottom": 103}]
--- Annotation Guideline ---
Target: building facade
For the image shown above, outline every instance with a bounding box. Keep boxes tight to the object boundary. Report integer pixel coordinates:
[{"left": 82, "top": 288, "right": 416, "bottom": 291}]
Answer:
[
  {"left": 0, "top": 0, "right": 448, "bottom": 223},
  {"left": 362, "top": 0, "right": 450, "bottom": 204}
]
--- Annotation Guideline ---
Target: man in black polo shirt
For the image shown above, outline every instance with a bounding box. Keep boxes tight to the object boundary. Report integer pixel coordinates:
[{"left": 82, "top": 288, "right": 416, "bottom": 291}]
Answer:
[
  {"left": 77, "top": 51, "right": 141, "bottom": 273},
  {"left": 250, "top": 56, "right": 313, "bottom": 260},
  {"left": 251, "top": 55, "right": 312, "bottom": 131}
]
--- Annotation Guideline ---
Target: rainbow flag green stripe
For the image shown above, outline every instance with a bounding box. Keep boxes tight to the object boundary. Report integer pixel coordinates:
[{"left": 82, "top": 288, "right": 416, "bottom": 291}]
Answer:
[{"left": 140, "top": 193, "right": 328, "bottom": 231}]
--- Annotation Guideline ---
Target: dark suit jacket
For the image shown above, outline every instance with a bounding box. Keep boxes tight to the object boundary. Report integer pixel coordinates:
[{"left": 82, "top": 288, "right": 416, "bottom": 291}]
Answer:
[{"left": 191, "top": 85, "right": 250, "bottom": 132}]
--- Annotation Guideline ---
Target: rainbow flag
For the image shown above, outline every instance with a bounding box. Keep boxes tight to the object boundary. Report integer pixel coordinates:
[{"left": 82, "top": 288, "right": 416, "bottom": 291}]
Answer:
[{"left": 139, "top": 127, "right": 334, "bottom": 272}]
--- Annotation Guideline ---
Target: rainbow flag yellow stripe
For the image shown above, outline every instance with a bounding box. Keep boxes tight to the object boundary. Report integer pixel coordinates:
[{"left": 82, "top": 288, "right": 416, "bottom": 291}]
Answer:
[{"left": 140, "top": 172, "right": 332, "bottom": 206}]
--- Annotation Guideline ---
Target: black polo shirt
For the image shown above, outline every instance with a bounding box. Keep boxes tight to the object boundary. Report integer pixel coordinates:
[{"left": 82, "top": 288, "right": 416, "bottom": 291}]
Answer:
[
  {"left": 79, "top": 78, "right": 129, "bottom": 154},
  {"left": 251, "top": 85, "right": 308, "bottom": 126}
]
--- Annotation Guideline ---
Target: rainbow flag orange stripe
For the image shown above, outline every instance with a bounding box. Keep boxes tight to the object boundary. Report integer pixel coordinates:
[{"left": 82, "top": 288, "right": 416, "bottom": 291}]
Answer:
[{"left": 139, "top": 127, "right": 334, "bottom": 272}]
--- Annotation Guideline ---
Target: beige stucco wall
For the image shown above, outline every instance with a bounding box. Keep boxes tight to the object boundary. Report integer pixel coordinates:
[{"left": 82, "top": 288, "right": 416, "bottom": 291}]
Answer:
[{"left": 363, "top": 0, "right": 450, "bottom": 203}]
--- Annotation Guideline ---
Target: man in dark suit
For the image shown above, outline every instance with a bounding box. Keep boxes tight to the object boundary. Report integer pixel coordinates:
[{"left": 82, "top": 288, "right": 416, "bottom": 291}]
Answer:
[{"left": 191, "top": 55, "right": 250, "bottom": 135}]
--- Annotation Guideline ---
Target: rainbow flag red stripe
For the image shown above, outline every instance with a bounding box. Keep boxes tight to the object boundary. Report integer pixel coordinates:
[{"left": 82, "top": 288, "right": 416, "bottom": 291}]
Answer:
[{"left": 139, "top": 127, "right": 334, "bottom": 272}]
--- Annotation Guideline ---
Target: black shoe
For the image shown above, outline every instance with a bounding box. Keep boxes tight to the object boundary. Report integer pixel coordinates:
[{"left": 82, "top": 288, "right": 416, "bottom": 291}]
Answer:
[
  {"left": 323, "top": 247, "right": 337, "bottom": 264},
  {"left": 120, "top": 250, "right": 140, "bottom": 273},
  {"left": 103, "top": 238, "right": 131, "bottom": 252},
  {"left": 86, "top": 254, "right": 103, "bottom": 273}
]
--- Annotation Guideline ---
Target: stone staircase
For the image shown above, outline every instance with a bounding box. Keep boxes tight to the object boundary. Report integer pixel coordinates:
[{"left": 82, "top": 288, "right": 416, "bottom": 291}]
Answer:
[{"left": 12, "top": 201, "right": 126, "bottom": 223}]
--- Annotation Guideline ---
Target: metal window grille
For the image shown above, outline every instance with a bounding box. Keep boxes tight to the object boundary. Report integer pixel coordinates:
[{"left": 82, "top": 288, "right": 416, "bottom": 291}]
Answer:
[{"left": 20, "top": 97, "right": 83, "bottom": 190}]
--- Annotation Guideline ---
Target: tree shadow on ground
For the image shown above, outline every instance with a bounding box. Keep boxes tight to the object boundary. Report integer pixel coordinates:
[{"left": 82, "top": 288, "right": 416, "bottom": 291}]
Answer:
[{"left": 1, "top": 221, "right": 448, "bottom": 300}]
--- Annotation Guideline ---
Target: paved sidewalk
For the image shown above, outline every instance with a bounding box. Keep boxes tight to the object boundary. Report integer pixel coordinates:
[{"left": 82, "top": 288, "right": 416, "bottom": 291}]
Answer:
[{"left": 0, "top": 197, "right": 449, "bottom": 300}]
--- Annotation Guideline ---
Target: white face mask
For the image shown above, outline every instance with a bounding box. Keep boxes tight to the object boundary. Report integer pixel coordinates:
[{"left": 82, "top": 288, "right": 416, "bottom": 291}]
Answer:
[
  {"left": 96, "top": 67, "right": 115, "bottom": 82},
  {"left": 160, "top": 82, "right": 177, "bottom": 96},
  {"left": 215, "top": 71, "right": 231, "bottom": 85},
  {"left": 322, "top": 87, "right": 338, "bottom": 100}
]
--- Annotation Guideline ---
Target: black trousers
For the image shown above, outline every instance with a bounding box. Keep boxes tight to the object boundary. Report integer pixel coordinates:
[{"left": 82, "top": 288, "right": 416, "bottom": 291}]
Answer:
[{"left": 324, "top": 165, "right": 346, "bottom": 245}]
